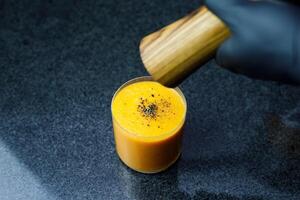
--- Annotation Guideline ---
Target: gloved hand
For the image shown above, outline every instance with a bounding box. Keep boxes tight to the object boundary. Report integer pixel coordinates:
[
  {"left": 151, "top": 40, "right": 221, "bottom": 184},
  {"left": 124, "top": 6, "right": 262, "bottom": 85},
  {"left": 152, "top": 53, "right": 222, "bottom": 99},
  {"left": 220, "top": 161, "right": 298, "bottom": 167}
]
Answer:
[{"left": 204, "top": 0, "right": 300, "bottom": 84}]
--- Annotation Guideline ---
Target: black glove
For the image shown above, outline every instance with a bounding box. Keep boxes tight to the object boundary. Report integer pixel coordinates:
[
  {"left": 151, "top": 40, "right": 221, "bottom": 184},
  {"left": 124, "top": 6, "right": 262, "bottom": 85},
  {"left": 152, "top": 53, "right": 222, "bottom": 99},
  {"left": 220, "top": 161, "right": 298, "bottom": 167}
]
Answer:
[{"left": 204, "top": 0, "right": 300, "bottom": 84}]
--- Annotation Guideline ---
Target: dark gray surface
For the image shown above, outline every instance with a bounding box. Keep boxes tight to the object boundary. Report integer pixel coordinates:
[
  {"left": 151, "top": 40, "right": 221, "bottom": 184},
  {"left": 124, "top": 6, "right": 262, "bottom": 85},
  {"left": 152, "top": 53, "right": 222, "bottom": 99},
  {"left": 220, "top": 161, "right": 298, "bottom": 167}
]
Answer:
[{"left": 0, "top": 0, "right": 300, "bottom": 199}]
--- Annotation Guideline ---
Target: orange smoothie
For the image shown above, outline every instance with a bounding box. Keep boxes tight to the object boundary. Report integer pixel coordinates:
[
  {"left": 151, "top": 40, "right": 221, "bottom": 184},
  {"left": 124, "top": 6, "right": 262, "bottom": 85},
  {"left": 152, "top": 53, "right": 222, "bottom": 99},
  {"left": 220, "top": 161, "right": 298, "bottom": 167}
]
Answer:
[{"left": 111, "top": 77, "right": 187, "bottom": 173}]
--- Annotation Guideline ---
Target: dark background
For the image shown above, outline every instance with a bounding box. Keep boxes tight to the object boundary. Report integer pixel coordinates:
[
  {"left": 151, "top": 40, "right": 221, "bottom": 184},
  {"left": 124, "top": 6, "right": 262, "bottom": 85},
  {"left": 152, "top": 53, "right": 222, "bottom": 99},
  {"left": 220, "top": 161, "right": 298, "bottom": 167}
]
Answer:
[{"left": 0, "top": 0, "right": 300, "bottom": 199}]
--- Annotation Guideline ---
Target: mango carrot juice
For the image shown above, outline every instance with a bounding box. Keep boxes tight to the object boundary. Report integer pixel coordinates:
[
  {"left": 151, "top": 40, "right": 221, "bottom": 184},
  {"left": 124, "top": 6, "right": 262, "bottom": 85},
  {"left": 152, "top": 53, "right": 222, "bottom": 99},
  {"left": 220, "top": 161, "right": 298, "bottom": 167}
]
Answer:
[{"left": 111, "top": 77, "right": 187, "bottom": 173}]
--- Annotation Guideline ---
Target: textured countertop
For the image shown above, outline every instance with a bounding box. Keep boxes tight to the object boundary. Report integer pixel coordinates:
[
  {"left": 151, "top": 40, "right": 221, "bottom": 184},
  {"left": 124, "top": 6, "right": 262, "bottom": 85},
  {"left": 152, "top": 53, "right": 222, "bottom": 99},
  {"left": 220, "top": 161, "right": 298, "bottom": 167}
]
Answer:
[{"left": 0, "top": 0, "right": 300, "bottom": 199}]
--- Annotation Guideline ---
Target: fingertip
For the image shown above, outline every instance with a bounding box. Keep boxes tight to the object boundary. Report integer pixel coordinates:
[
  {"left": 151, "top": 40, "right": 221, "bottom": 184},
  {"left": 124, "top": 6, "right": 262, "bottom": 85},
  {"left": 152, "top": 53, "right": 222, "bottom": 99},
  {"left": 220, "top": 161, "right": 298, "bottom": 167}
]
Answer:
[
  {"left": 204, "top": 0, "right": 220, "bottom": 14},
  {"left": 215, "top": 38, "right": 238, "bottom": 72},
  {"left": 204, "top": 0, "right": 250, "bottom": 28}
]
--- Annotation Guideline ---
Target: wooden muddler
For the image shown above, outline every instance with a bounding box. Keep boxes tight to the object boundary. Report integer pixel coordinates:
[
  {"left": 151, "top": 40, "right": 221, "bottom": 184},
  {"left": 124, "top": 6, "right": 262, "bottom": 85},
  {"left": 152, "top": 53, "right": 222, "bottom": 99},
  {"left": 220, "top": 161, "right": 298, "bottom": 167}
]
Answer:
[{"left": 140, "top": 7, "right": 230, "bottom": 87}]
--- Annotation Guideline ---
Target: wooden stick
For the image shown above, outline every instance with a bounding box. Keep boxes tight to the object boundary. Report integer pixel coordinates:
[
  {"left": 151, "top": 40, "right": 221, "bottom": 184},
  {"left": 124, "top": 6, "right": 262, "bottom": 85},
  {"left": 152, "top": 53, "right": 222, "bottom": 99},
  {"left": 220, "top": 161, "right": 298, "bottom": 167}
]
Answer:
[{"left": 140, "top": 7, "right": 230, "bottom": 87}]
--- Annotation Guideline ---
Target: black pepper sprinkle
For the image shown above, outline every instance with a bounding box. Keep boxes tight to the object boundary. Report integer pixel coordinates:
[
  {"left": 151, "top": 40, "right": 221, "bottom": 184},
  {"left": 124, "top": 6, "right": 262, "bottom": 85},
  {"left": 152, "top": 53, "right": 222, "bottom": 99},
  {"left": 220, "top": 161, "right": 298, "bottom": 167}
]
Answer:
[
  {"left": 137, "top": 98, "right": 158, "bottom": 119},
  {"left": 137, "top": 96, "right": 171, "bottom": 121},
  {"left": 144, "top": 103, "right": 157, "bottom": 117}
]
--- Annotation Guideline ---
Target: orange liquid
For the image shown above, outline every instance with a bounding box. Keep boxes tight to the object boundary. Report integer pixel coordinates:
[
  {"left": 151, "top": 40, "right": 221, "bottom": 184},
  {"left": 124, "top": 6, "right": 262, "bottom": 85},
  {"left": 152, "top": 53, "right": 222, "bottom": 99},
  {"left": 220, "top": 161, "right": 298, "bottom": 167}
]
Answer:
[{"left": 111, "top": 78, "right": 187, "bottom": 173}]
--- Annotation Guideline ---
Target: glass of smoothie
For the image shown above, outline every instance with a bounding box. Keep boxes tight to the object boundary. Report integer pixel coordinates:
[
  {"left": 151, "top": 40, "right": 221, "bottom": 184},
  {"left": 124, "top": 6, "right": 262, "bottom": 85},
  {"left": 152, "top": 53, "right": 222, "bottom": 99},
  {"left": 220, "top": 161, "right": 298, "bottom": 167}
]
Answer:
[{"left": 111, "top": 76, "right": 187, "bottom": 173}]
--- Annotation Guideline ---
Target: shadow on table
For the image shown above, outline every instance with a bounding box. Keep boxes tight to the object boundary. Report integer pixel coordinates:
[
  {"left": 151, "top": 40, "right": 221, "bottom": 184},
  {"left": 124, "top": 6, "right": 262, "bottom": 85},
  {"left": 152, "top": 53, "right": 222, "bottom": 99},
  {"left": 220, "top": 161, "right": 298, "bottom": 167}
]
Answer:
[
  {"left": 263, "top": 113, "right": 300, "bottom": 192},
  {"left": 117, "top": 161, "right": 264, "bottom": 200},
  {"left": 180, "top": 111, "right": 300, "bottom": 195}
]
